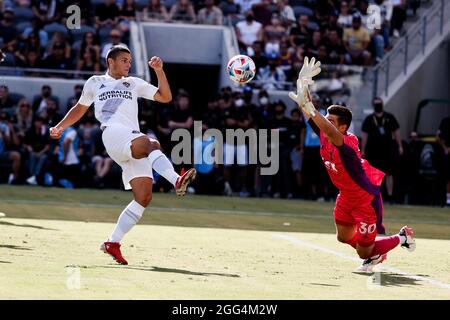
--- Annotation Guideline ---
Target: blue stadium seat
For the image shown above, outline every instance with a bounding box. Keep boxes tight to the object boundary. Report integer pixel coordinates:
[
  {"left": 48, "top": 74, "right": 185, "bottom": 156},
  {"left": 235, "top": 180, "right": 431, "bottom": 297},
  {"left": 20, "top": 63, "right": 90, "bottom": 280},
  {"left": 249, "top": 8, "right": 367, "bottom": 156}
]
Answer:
[
  {"left": 15, "top": 21, "right": 32, "bottom": 34},
  {"left": 44, "top": 22, "right": 69, "bottom": 38},
  {"left": 70, "top": 25, "right": 97, "bottom": 43},
  {"left": 293, "top": 5, "right": 314, "bottom": 18},
  {"left": 13, "top": 7, "right": 34, "bottom": 24}
]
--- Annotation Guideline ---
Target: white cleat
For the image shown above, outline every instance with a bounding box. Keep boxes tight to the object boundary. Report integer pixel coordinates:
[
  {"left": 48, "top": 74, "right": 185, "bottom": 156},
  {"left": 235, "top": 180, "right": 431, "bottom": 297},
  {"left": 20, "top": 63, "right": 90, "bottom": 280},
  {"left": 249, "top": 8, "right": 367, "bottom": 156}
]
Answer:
[
  {"left": 355, "top": 254, "right": 387, "bottom": 273},
  {"left": 399, "top": 226, "right": 416, "bottom": 252}
]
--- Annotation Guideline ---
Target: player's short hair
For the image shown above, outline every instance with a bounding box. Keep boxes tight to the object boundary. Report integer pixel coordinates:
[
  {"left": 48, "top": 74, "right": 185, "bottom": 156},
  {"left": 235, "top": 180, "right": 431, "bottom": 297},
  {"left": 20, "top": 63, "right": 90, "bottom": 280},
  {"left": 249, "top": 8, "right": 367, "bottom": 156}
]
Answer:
[
  {"left": 327, "top": 105, "right": 352, "bottom": 130},
  {"left": 106, "top": 45, "right": 131, "bottom": 67}
]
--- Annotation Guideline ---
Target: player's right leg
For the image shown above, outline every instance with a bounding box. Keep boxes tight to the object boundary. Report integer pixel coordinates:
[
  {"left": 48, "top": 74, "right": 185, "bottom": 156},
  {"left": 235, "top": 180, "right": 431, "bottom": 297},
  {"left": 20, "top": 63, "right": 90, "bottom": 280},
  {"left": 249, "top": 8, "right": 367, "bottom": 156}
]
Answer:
[
  {"left": 101, "top": 177, "right": 153, "bottom": 265},
  {"left": 130, "top": 136, "right": 196, "bottom": 196}
]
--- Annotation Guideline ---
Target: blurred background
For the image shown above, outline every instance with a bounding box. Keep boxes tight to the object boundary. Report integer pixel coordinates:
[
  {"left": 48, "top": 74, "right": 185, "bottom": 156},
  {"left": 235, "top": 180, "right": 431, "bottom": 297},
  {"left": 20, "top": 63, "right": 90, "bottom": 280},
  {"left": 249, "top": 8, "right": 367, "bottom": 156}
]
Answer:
[{"left": 0, "top": 0, "right": 449, "bottom": 207}]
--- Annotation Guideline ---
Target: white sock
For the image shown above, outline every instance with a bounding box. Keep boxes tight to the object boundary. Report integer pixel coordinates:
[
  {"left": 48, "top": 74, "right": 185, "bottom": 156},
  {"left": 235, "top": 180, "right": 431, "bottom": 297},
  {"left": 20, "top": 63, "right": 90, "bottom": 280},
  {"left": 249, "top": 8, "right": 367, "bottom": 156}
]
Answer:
[
  {"left": 148, "top": 150, "right": 179, "bottom": 187},
  {"left": 397, "top": 234, "right": 406, "bottom": 245},
  {"left": 109, "top": 200, "right": 145, "bottom": 243}
]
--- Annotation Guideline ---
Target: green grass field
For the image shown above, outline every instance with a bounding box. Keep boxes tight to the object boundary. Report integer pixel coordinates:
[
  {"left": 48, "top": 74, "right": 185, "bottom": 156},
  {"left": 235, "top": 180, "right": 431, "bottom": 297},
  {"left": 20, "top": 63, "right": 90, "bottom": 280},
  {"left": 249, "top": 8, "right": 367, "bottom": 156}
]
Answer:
[{"left": 1, "top": 186, "right": 449, "bottom": 299}]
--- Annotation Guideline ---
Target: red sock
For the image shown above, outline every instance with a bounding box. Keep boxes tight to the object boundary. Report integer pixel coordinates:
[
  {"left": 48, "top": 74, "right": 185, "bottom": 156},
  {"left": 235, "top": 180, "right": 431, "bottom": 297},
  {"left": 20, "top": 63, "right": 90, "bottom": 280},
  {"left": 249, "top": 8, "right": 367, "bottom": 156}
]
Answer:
[
  {"left": 345, "top": 235, "right": 358, "bottom": 249},
  {"left": 370, "top": 235, "right": 401, "bottom": 256}
]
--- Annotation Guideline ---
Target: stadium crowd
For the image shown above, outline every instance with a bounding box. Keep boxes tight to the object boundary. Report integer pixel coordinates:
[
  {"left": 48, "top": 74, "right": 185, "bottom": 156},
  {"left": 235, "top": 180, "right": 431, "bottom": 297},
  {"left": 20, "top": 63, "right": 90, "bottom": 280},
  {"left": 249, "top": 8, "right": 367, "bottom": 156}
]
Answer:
[
  {"left": 1, "top": 81, "right": 449, "bottom": 207},
  {"left": 0, "top": 0, "right": 421, "bottom": 80},
  {"left": 1, "top": 0, "right": 445, "bottom": 206}
]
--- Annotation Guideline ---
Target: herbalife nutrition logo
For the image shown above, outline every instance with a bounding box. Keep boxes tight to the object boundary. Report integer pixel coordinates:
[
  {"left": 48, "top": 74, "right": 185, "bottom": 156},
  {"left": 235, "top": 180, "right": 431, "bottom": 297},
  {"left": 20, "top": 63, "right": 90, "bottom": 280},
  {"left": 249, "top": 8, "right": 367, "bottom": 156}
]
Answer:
[{"left": 171, "top": 121, "right": 279, "bottom": 175}]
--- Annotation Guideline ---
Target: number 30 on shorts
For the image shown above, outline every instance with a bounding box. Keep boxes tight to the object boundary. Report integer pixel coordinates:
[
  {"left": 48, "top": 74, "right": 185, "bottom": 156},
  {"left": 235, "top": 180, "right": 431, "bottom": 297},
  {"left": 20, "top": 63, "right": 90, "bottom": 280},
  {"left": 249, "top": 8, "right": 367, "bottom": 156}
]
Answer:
[{"left": 359, "top": 222, "right": 376, "bottom": 234}]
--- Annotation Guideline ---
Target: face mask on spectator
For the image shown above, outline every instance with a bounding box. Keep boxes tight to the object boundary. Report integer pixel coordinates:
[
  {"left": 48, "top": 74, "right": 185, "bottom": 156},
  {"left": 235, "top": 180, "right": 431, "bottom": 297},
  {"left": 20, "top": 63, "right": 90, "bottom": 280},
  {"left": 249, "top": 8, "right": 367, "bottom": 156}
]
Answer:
[
  {"left": 260, "top": 97, "right": 269, "bottom": 105},
  {"left": 374, "top": 102, "right": 383, "bottom": 113},
  {"left": 235, "top": 99, "right": 244, "bottom": 107}
]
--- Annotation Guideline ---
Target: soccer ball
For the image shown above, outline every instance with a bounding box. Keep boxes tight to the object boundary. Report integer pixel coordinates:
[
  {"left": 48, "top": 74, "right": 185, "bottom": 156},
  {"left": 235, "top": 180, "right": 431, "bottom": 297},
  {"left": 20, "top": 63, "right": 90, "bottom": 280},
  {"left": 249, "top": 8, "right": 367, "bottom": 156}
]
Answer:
[{"left": 227, "top": 55, "right": 256, "bottom": 84}]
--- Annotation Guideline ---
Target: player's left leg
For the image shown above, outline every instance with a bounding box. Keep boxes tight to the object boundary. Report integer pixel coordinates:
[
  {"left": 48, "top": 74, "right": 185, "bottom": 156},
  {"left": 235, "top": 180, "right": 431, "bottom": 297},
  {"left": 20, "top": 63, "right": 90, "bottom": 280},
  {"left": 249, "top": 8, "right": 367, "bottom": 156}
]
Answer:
[{"left": 102, "top": 177, "right": 153, "bottom": 265}]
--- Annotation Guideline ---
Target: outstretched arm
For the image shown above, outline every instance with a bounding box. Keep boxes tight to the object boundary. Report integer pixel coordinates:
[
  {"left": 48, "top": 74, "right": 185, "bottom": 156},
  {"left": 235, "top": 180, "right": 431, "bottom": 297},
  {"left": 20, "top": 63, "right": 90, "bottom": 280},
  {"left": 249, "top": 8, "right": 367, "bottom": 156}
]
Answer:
[{"left": 49, "top": 103, "right": 89, "bottom": 139}]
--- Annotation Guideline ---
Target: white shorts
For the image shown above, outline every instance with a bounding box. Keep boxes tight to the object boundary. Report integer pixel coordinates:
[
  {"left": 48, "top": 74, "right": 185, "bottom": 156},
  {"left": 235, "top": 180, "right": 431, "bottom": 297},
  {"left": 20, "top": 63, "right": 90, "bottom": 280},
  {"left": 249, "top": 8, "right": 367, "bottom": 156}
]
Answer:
[
  {"left": 223, "top": 143, "right": 248, "bottom": 166},
  {"left": 101, "top": 124, "right": 153, "bottom": 190}
]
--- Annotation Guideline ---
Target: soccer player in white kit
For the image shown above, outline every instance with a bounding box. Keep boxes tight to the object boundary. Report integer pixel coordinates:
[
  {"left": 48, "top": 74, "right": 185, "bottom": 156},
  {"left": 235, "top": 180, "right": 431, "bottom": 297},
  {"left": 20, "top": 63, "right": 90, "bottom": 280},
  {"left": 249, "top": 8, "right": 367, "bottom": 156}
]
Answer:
[{"left": 49, "top": 45, "right": 196, "bottom": 265}]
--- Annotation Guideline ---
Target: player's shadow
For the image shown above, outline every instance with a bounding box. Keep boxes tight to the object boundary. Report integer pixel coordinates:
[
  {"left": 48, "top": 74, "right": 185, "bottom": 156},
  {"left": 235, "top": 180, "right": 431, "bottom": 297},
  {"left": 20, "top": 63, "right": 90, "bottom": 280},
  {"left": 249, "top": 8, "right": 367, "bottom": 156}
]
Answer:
[
  {"left": 354, "top": 272, "right": 425, "bottom": 287},
  {"left": 0, "top": 244, "right": 32, "bottom": 251},
  {"left": 93, "top": 265, "right": 240, "bottom": 278},
  {"left": 0, "top": 220, "right": 57, "bottom": 231},
  {"left": 0, "top": 260, "right": 12, "bottom": 263}
]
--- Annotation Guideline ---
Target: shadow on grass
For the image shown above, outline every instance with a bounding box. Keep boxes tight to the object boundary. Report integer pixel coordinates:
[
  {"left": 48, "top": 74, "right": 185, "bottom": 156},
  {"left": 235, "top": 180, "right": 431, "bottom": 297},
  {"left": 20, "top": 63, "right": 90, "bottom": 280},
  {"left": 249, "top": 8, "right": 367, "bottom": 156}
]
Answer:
[
  {"left": 0, "top": 260, "right": 12, "bottom": 263},
  {"left": 67, "top": 264, "right": 240, "bottom": 278},
  {"left": 0, "top": 221, "right": 57, "bottom": 231},
  {"left": 0, "top": 245, "right": 32, "bottom": 251},
  {"left": 309, "top": 283, "right": 340, "bottom": 287},
  {"left": 353, "top": 271, "right": 426, "bottom": 287}
]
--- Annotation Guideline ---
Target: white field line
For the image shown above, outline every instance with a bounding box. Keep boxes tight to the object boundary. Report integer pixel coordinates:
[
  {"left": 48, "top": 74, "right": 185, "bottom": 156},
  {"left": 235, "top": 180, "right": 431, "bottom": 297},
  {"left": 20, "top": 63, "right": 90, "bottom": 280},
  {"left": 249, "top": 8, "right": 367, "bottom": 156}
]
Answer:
[
  {"left": 273, "top": 233, "right": 450, "bottom": 290},
  {"left": 1, "top": 198, "right": 449, "bottom": 226}
]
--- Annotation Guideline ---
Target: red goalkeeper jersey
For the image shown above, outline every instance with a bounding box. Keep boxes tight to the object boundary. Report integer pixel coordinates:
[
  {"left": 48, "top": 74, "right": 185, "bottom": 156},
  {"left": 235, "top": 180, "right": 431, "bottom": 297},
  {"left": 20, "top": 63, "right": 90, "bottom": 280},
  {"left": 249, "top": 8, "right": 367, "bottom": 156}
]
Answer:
[{"left": 319, "top": 131, "right": 385, "bottom": 197}]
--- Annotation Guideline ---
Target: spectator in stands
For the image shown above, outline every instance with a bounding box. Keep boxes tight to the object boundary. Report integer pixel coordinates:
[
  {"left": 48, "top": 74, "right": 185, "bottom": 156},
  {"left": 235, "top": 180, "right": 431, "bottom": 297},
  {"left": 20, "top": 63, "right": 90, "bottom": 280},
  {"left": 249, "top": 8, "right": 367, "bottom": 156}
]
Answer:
[
  {"left": 169, "top": 0, "right": 197, "bottom": 23},
  {"left": 324, "top": 29, "right": 345, "bottom": 65},
  {"left": 198, "top": 0, "right": 223, "bottom": 25},
  {"left": 337, "top": 0, "right": 353, "bottom": 28},
  {"left": 76, "top": 47, "right": 100, "bottom": 79},
  {"left": 78, "top": 32, "right": 101, "bottom": 65},
  {"left": 100, "top": 29, "right": 127, "bottom": 66},
  {"left": 278, "top": 42, "right": 293, "bottom": 77},
  {"left": 32, "top": 84, "right": 59, "bottom": 114},
  {"left": 32, "top": 0, "right": 63, "bottom": 25},
  {"left": 43, "top": 42, "right": 71, "bottom": 75},
  {"left": 0, "top": 85, "right": 16, "bottom": 112},
  {"left": 343, "top": 13, "right": 371, "bottom": 65},
  {"left": 391, "top": 0, "right": 407, "bottom": 38},
  {"left": 289, "top": 14, "right": 312, "bottom": 48},
  {"left": 252, "top": 0, "right": 272, "bottom": 26},
  {"left": 326, "top": 10, "right": 343, "bottom": 37},
  {"left": 305, "top": 30, "right": 323, "bottom": 59},
  {"left": 48, "top": 32, "right": 72, "bottom": 60},
  {"left": 437, "top": 116, "right": 450, "bottom": 207},
  {"left": 38, "top": 97, "right": 62, "bottom": 128},
  {"left": 24, "top": 115, "right": 50, "bottom": 185},
  {"left": 276, "top": 0, "right": 295, "bottom": 26},
  {"left": 167, "top": 90, "right": 194, "bottom": 133},
  {"left": 219, "top": 0, "right": 240, "bottom": 23},
  {"left": 66, "top": 84, "right": 83, "bottom": 112},
  {"left": 361, "top": 97, "right": 403, "bottom": 203},
  {"left": 0, "top": 8, "right": 18, "bottom": 54},
  {"left": 256, "top": 54, "right": 286, "bottom": 90},
  {"left": 142, "top": 0, "right": 170, "bottom": 22},
  {"left": 95, "top": 0, "right": 120, "bottom": 30},
  {"left": 263, "top": 13, "right": 286, "bottom": 56},
  {"left": 235, "top": 10, "right": 263, "bottom": 52},
  {"left": 13, "top": 98, "right": 33, "bottom": 138},
  {"left": 0, "top": 112, "right": 21, "bottom": 184},
  {"left": 202, "top": 97, "right": 221, "bottom": 130},
  {"left": 269, "top": 100, "right": 292, "bottom": 198},
  {"left": 53, "top": 126, "right": 80, "bottom": 188},
  {"left": 289, "top": 108, "right": 306, "bottom": 198},
  {"left": 235, "top": 0, "right": 260, "bottom": 14},
  {"left": 117, "top": 0, "right": 138, "bottom": 42},
  {"left": 248, "top": 41, "right": 268, "bottom": 69},
  {"left": 22, "top": 31, "right": 45, "bottom": 59},
  {"left": 22, "top": 51, "right": 43, "bottom": 77},
  {"left": 375, "top": 0, "right": 393, "bottom": 49},
  {"left": 21, "top": 17, "right": 49, "bottom": 48}
]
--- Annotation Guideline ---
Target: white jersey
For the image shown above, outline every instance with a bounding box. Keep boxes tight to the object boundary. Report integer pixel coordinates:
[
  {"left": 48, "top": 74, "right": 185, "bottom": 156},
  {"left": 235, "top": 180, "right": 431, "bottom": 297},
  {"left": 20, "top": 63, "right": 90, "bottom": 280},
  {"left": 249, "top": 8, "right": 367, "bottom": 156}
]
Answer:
[{"left": 78, "top": 73, "right": 158, "bottom": 130}]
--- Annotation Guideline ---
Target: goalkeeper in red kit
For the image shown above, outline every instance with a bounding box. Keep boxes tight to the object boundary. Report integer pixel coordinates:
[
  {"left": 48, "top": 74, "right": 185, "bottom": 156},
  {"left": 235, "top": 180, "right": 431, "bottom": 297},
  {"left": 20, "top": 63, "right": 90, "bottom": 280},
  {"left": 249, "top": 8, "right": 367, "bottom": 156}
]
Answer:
[{"left": 289, "top": 58, "right": 416, "bottom": 272}]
